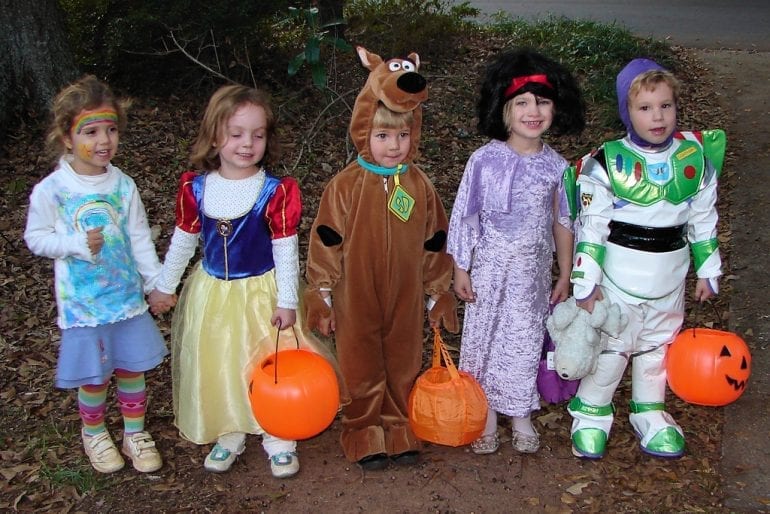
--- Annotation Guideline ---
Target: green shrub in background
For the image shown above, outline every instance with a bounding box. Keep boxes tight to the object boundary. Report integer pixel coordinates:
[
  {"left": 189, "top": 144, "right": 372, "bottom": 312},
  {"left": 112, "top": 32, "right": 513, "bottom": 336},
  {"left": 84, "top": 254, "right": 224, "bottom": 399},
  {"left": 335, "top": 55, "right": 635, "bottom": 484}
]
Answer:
[
  {"left": 344, "top": 0, "right": 480, "bottom": 59},
  {"left": 58, "top": 0, "right": 291, "bottom": 94},
  {"left": 284, "top": 6, "right": 352, "bottom": 89},
  {"left": 56, "top": 0, "right": 675, "bottom": 127}
]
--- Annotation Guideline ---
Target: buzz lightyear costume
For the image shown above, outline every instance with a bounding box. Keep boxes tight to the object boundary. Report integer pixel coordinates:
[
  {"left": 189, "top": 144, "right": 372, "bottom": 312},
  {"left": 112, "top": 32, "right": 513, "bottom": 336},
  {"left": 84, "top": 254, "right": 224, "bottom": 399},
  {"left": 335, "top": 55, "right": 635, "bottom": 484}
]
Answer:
[{"left": 564, "top": 59, "right": 725, "bottom": 459}]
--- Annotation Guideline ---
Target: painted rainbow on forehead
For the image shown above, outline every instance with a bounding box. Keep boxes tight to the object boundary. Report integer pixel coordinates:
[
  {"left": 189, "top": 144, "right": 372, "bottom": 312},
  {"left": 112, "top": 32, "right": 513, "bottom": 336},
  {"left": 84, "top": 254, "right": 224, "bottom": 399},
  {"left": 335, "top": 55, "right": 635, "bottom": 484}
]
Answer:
[{"left": 72, "top": 108, "right": 118, "bottom": 134}]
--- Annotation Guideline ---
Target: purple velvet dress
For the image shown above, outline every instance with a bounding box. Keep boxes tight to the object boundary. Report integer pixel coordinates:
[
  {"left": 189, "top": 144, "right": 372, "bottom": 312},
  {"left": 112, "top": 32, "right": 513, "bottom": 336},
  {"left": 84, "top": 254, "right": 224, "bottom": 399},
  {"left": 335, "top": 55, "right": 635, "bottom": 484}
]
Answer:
[{"left": 447, "top": 139, "right": 571, "bottom": 417}]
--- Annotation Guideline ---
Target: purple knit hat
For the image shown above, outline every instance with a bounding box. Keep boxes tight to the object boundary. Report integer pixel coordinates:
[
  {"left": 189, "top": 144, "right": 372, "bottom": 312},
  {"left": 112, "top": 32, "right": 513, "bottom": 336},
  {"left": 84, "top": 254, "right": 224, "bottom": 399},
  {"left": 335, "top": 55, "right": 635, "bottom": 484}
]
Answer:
[{"left": 616, "top": 58, "right": 674, "bottom": 148}]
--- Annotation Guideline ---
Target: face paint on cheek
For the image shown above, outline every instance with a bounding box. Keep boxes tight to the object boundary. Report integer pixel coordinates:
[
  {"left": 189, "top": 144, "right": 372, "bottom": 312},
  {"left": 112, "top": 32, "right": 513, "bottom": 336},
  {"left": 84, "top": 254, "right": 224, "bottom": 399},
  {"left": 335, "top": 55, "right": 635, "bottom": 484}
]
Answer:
[{"left": 76, "top": 143, "right": 94, "bottom": 159}]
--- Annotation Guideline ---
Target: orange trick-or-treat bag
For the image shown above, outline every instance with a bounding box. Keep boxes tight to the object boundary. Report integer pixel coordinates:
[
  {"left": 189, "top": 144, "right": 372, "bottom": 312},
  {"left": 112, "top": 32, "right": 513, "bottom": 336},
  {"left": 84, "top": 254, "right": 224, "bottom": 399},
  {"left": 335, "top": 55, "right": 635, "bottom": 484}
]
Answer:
[{"left": 408, "top": 328, "right": 488, "bottom": 447}]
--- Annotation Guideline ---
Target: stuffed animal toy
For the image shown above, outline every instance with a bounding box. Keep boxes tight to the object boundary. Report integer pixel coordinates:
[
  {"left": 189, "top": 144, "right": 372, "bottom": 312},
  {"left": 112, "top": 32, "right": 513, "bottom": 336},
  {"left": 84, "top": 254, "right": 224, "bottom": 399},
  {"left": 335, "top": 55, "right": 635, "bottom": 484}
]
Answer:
[{"left": 546, "top": 297, "right": 628, "bottom": 380}]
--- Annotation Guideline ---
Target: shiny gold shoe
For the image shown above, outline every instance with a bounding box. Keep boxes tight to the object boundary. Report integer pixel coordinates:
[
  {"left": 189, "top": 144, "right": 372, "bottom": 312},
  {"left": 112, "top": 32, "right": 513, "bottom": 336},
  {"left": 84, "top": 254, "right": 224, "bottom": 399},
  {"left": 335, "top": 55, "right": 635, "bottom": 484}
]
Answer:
[
  {"left": 511, "top": 429, "right": 540, "bottom": 454},
  {"left": 470, "top": 433, "right": 500, "bottom": 455}
]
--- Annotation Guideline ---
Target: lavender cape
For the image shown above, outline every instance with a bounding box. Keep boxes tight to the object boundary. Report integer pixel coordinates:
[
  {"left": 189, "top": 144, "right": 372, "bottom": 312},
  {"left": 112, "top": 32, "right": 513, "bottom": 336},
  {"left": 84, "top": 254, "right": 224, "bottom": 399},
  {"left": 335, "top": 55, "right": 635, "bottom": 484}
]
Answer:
[{"left": 447, "top": 139, "right": 571, "bottom": 416}]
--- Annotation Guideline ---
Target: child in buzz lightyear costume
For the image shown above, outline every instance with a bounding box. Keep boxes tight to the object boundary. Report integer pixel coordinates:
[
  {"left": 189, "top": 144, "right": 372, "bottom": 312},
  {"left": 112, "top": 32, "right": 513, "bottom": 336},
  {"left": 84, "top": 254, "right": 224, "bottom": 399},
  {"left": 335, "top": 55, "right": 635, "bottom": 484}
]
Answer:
[{"left": 564, "top": 58, "right": 725, "bottom": 459}]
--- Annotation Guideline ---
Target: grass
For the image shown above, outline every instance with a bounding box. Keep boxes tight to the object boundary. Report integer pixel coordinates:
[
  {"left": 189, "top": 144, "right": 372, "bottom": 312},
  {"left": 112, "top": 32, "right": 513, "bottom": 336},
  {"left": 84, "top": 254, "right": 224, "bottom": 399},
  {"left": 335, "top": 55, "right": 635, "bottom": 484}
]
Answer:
[
  {"left": 40, "top": 464, "right": 102, "bottom": 495},
  {"left": 28, "top": 416, "right": 107, "bottom": 495}
]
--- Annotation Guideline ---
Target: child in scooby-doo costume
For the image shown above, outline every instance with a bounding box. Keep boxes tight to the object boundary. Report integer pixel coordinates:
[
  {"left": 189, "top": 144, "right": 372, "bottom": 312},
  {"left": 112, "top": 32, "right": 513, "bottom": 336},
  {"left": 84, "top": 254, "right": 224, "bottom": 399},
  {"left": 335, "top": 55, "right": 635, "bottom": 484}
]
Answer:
[{"left": 304, "top": 47, "right": 458, "bottom": 470}]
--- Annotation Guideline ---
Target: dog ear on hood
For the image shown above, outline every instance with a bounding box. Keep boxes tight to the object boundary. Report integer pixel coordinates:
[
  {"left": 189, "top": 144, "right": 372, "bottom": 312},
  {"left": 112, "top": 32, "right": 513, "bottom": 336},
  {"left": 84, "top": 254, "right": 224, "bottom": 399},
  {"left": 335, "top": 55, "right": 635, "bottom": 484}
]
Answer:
[{"left": 349, "top": 46, "right": 428, "bottom": 163}]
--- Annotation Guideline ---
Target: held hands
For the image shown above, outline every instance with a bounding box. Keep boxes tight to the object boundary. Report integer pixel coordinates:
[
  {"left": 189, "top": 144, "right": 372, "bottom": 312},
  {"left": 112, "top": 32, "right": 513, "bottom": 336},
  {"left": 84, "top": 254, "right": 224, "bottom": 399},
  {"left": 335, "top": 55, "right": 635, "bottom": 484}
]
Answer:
[
  {"left": 148, "top": 289, "right": 177, "bottom": 315},
  {"left": 86, "top": 227, "right": 105, "bottom": 256}
]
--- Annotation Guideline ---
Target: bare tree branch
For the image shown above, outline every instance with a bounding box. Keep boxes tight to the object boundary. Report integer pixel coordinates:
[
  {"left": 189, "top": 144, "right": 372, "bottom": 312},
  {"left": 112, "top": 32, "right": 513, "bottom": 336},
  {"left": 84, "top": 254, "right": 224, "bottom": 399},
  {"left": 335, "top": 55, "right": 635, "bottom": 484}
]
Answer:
[{"left": 167, "top": 30, "right": 234, "bottom": 83}]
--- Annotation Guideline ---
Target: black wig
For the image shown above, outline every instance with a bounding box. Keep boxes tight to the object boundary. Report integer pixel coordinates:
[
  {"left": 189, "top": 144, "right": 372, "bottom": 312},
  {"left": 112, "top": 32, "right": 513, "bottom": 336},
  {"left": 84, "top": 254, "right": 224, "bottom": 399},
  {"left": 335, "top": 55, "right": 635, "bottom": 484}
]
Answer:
[{"left": 477, "top": 48, "right": 585, "bottom": 141}]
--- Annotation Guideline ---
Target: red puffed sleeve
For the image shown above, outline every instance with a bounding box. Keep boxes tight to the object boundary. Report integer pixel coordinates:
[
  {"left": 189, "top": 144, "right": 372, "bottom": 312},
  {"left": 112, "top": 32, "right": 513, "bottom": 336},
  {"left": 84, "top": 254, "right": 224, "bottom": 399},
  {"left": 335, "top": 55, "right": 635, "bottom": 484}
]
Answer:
[
  {"left": 175, "top": 171, "right": 201, "bottom": 233},
  {"left": 265, "top": 177, "right": 301, "bottom": 239}
]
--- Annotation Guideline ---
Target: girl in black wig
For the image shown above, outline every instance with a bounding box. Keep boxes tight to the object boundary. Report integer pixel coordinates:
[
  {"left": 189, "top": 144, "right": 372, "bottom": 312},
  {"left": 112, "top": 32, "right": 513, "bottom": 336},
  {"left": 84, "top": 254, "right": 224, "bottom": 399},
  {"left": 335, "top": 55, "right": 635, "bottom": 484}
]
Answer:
[{"left": 447, "top": 48, "right": 585, "bottom": 455}]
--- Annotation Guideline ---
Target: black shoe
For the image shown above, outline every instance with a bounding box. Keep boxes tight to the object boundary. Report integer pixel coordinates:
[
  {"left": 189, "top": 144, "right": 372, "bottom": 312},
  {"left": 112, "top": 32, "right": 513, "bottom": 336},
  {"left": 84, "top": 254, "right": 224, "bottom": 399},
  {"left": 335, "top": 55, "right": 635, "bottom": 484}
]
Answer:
[
  {"left": 390, "top": 450, "right": 419, "bottom": 466},
  {"left": 357, "top": 453, "right": 389, "bottom": 471}
]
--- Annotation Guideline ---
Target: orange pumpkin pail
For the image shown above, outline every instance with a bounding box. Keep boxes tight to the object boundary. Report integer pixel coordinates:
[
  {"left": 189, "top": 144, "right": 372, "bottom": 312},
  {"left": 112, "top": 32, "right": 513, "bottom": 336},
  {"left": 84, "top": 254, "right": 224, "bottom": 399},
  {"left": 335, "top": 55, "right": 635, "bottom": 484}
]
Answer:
[
  {"left": 248, "top": 326, "right": 340, "bottom": 440},
  {"left": 408, "top": 328, "right": 488, "bottom": 447},
  {"left": 666, "top": 327, "right": 751, "bottom": 407}
]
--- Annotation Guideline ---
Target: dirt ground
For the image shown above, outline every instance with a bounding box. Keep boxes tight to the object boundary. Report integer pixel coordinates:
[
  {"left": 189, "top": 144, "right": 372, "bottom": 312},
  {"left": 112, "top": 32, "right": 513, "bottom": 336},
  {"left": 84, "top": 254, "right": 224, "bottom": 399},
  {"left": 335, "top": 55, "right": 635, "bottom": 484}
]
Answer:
[
  {"left": 2, "top": 39, "right": 766, "bottom": 513},
  {"left": 698, "top": 48, "right": 770, "bottom": 512}
]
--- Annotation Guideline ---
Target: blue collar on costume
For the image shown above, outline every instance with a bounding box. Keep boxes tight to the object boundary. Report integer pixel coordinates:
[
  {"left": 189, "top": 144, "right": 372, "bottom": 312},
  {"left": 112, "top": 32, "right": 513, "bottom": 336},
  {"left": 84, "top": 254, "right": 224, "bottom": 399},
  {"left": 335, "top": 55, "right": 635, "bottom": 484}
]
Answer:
[{"left": 357, "top": 155, "right": 408, "bottom": 176}]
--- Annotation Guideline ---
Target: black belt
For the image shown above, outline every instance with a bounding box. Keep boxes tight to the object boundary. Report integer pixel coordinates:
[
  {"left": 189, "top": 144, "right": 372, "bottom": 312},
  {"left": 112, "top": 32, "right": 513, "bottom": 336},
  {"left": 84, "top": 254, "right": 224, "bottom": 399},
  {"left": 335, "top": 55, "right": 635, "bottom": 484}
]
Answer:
[{"left": 608, "top": 221, "right": 686, "bottom": 252}]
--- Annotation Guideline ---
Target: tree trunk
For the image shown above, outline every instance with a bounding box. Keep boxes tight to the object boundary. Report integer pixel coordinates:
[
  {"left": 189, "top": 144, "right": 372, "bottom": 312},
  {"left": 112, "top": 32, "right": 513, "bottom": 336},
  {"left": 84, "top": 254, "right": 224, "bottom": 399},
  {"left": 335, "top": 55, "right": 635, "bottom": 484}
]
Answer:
[{"left": 0, "top": 0, "right": 79, "bottom": 139}]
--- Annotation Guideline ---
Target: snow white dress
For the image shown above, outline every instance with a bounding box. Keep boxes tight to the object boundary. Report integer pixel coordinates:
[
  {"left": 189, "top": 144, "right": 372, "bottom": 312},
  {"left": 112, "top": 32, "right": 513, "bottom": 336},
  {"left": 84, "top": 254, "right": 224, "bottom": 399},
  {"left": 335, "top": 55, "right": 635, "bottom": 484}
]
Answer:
[{"left": 156, "top": 169, "right": 337, "bottom": 444}]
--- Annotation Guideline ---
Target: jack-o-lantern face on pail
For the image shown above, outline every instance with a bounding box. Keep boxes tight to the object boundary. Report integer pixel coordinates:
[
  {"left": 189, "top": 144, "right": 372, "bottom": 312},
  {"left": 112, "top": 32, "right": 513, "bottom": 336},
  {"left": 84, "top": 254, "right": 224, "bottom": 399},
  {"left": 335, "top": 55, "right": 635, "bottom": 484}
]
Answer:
[{"left": 666, "top": 328, "right": 751, "bottom": 406}]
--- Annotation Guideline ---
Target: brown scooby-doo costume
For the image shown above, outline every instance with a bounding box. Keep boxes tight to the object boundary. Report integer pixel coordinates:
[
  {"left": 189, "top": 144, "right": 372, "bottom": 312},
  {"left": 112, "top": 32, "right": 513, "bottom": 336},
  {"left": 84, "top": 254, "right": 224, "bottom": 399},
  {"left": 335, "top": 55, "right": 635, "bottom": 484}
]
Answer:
[{"left": 304, "top": 47, "right": 458, "bottom": 465}]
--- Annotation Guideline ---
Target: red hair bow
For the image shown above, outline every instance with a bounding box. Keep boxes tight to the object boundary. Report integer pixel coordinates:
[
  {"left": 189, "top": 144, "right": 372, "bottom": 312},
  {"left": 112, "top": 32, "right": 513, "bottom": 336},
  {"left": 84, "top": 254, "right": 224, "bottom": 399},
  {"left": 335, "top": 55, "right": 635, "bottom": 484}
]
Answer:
[{"left": 504, "top": 74, "right": 553, "bottom": 98}]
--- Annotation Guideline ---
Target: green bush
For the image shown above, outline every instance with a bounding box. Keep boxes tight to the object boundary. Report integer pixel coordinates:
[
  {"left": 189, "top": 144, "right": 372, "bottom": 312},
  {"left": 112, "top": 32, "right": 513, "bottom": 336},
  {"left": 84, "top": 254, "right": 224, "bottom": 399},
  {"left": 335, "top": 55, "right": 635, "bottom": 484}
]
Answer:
[
  {"left": 283, "top": 6, "right": 352, "bottom": 89},
  {"left": 59, "top": 0, "right": 292, "bottom": 94},
  {"left": 344, "top": 0, "right": 480, "bottom": 59}
]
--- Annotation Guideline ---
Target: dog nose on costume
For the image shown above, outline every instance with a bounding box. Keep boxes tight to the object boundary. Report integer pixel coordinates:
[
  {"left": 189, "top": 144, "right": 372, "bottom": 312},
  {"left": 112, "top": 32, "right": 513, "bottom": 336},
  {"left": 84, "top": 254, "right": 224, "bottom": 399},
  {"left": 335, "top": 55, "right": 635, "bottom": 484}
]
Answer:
[{"left": 397, "top": 72, "right": 427, "bottom": 94}]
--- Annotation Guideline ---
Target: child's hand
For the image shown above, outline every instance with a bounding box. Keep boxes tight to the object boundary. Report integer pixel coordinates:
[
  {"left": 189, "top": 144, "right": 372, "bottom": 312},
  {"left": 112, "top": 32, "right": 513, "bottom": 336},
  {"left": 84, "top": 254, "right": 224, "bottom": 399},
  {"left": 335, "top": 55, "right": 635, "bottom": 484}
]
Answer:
[
  {"left": 271, "top": 308, "right": 297, "bottom": 329},
  {"left": 316, "top": 312, "right": 336, "bottom": 337},
  {"left": 453, "top": 266, "right": 476, "bottom": 303},
  {"left": 304, "top": 289, "right": 335, "bottom": 336},
  {"left": 148, "top": 289, "right": 177, "bottom": 314},
  {"left": 86, "top": 227, "right": 105, "bottom": 255},
  {"left": 694, "top": 278, "right": 716, "bottom": 302},
  {"left": 549, "top": 275, "right": 571, "bottom": 304},
  {"left": 576, "top": 286, "right": 603, "bottom": 313},
  {"left": 428, "top": 292, "right": 460, "bottom": 334}
]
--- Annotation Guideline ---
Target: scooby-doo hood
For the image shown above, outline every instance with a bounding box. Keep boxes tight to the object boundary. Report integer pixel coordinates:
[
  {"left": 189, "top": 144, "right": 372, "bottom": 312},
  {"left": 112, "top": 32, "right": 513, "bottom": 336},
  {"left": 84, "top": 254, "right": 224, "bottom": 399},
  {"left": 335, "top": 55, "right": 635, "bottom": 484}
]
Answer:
[{"left": 350, "top": 46, "right": 427, "bottom": 163}]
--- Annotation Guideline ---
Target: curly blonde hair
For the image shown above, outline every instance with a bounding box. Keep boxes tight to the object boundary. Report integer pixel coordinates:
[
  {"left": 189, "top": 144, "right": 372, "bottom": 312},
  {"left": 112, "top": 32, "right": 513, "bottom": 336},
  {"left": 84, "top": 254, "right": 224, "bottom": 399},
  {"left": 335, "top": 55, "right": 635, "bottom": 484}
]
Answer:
[{"left": 45, "top": 75, "right": 130, "bottom": 166}]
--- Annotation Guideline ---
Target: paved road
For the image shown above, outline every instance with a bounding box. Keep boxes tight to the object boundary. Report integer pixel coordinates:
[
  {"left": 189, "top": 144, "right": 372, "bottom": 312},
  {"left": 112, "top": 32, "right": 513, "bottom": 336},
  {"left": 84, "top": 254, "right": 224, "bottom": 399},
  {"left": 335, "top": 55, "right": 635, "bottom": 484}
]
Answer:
[
  {"left": 460, "top": 1, "right": 770, "bottom": 511},
  {"left": 462, "top": 0, "right": 770, "bottom": 51}
]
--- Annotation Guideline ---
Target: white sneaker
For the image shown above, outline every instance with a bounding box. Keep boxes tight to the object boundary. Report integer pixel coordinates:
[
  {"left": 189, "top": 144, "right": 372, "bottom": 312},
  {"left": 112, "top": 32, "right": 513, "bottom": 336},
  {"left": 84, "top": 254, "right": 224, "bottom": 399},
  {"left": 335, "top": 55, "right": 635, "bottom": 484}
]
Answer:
[
  {"left": 270, "top": 451, "right": 299, "bottom": 478},
  {"left": 82, "top": 429, "right": 125, "bottom": 473},
  {"left": 204, "top": 434, "right": 246, "bottom": 473},
  {"left": 122, "top": 431, "right": 163, "bottom": 472}
]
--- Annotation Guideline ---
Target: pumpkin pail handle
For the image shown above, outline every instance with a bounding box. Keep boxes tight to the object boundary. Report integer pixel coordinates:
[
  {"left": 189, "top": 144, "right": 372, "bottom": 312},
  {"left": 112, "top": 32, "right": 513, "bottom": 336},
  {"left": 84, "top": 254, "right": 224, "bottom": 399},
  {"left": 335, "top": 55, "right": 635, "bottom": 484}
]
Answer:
[
  {"left": 685, "top": 300, "right": 724, "bottom": 338},
  {"left": 432, "top": 327, "right": 460, "bottom": 380},
  {"left": 272, "top": 320, "right": 301, "bottom": 384}
]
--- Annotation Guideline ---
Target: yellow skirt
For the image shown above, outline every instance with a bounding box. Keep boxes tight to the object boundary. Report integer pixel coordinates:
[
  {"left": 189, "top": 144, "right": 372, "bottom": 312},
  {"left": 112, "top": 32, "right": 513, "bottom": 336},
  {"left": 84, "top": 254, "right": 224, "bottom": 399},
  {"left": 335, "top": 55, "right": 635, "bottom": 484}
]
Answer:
[{"left": 171, "top": 264, "right": 342, "bottom": 444}]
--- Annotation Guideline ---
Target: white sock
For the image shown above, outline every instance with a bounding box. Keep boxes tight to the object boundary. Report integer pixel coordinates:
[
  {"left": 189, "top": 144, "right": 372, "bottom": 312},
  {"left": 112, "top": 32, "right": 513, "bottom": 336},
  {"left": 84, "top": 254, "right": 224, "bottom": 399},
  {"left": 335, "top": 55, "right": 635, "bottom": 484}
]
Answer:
[
  {"left": 262, "top": 432, "right": 297, "bottom": 458},
  {"left": 512, "top": 415, "right": 536, "bottom": 436},
  {"left": 483, "top": 410, "right": 498, "bottom": 437},
  {"left": 217, "top": 432, "right": 246, "bottom": 452}
]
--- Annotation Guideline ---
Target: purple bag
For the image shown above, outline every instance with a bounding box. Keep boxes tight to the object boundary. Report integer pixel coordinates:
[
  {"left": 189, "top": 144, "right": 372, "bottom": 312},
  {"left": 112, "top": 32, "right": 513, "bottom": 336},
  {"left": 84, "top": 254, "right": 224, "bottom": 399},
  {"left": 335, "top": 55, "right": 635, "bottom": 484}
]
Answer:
[{"left": 536, "top": 329, "right": 580, "bottom": 404}]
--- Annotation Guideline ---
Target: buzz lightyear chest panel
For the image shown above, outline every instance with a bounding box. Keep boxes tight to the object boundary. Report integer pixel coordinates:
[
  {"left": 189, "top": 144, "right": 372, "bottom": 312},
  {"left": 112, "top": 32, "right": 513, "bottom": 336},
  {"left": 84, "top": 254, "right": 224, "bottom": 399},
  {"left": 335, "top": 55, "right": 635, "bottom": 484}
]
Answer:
[{"left": 604, "top": 140, "right": 705, "bottom": 206}]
